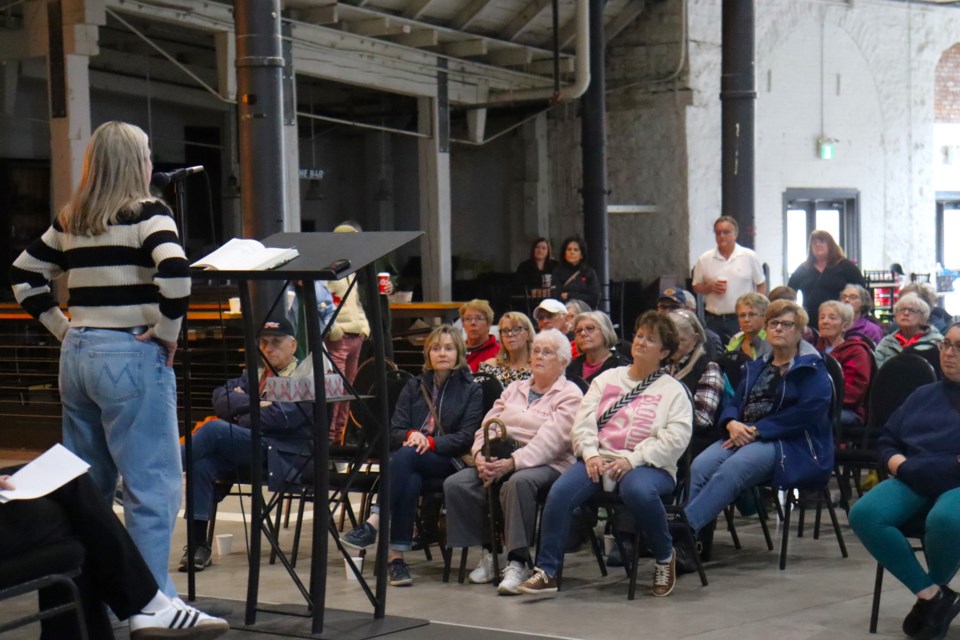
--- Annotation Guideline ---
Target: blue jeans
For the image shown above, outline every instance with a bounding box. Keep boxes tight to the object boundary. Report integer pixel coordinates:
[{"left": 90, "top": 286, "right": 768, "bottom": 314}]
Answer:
[
  {"left": 850, "top": 479, "right": 960, "bottom": 594},
  {"left": 60, "top": 328, "right": 181, "bottom": 597},
  {"left": 536, "top": 461, "right": 676, "bottom": 577},
  {"left": 388, "top": 447, "right": 455, "bottom": 551},
  {"left": 182, "top": 420, "right": 252, "bottom": 521},
  {"left": 684, "top": 439, "right": 777, "bottom": 533}
]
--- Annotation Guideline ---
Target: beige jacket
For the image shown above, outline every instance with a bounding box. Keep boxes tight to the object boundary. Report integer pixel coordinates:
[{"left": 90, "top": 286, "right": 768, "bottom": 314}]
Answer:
[{"left": 324, "top": 274, "right": 370, "bottom": 341}]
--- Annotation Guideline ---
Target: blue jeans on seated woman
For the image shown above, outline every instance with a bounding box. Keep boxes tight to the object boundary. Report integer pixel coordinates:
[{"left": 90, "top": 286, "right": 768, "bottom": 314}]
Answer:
[
  {"left": 59, "top": 327, "right": 181, "bottom": 598},
  {"left": 388, "top": 446, "right": 456, "bottom": 551},
  {"left": 535, "top": 460, "right": 675, "bottom": 577},
  {"left": 684, "top": 439, "right": 777, "bottom": 534}
]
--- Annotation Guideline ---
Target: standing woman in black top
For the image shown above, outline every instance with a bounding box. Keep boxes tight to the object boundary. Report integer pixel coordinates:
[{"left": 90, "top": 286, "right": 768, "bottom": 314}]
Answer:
[
  {"left": 10, "top": 121, "right": 191, "bottom": 598},
  {"left": 551, "top": 235, "right": 601, "bottom": 308},
  {"left": 788, "top": 229, "right": 866, "bottom": 321},
  {"left": 515, "top": 237, "right": 558, "bottom": 291}
]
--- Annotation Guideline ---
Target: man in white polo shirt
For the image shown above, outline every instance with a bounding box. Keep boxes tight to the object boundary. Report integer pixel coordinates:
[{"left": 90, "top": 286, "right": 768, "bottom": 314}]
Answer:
[{"left": 692, "top": 216, "right": 766, "bottom": 342}]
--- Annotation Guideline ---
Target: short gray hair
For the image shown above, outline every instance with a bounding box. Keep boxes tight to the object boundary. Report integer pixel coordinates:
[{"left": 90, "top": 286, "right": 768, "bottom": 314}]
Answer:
[
  {"left": 534, "top": 328, "right": 572, "bottom": 367},
  {"left": 572, "top": 311, "right": 618, "bottom": 349},
  {"left": 900, "top": 282, "right": 938, "bottom": 308},
  {"left": 894, "top": 293, "right": 930, "bottom": 322},
  {"left": 818, "top": 300, "right": 854, "bottom": 327}
]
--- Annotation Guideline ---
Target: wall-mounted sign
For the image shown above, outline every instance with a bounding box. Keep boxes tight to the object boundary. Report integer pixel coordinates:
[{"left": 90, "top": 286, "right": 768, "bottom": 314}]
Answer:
[{"left": 299, "top": 169, "right": 325, "bottom": 180}]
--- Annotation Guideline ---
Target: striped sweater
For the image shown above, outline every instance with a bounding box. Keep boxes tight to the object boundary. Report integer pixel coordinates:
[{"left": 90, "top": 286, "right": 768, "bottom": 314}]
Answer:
[{"left": 10, "top": 201, "right": 191, "bottom": 343}]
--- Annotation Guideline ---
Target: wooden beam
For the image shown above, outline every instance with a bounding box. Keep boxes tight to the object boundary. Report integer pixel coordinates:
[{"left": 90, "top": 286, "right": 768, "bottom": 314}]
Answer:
[
  {"left": 528, "top": 56, "right": 574, "bottom": 75},
  {"left": 488, "top": 47, "right": 532, "bottom": 66},
  {"left": 449, "top": 0, "right": 493, "bottom": 30},
  {"left": 604, "top": 1, "right": 646, "bottom": 44},
  {"left": 444, "top": 39, "right": 487, "bottom": 58},
  {"left": 501, "top": 0, "right": 551, "bottom": 41},
  {"left": 402, "top": 0, "right": 434, "bottom": 20},
  {"left": 345, "top": 17, "right": 391, "bottom": 36},
  {"left": 394, "top": 29, "right": 438, "bottom": 48},
  {"left": 301, "top": 5, "right": 339, "bottom": 25}
]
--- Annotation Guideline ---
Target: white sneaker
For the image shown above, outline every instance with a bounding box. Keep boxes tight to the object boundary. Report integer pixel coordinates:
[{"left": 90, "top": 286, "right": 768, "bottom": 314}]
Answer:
[
  {"left": 497, "top": 561, "right": 531, "bottom": 595},
  {"left": 129, "top": 598, "right": 229, "bottom": 639},
  {"left": 468, "top": 549, "right": 500, "bottom": 584}
]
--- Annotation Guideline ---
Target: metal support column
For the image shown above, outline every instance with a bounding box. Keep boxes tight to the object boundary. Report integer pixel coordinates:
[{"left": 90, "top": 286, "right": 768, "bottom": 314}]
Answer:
[
  {"left": 581, "top": 0, "right": 608, "bottom": 309},
  {"left": 720, "top": 0, "right": 756, "bottom": 247}
]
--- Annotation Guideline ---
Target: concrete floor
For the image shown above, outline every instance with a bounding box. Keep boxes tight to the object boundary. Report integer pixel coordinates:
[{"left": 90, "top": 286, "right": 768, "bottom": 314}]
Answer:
[{"left": 0, "top": 481, "right": 939, "bottom": 640}]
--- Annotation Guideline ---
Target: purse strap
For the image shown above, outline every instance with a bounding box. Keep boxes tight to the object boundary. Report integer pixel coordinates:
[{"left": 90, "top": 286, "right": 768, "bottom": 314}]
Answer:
[
  {"left": 418, "top": 381, "right": 445, "bottom": 436},
  {"left": 596, "top": 370, "right": 664, "bottom": 430},
  {"left": 561, "top": 270, "right": 581, "bottom": 288}
]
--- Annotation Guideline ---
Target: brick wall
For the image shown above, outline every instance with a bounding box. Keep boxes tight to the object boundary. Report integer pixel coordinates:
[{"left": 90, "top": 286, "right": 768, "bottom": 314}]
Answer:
[{"left": 936, "top": 44, "right": 960, "bottom": 124}]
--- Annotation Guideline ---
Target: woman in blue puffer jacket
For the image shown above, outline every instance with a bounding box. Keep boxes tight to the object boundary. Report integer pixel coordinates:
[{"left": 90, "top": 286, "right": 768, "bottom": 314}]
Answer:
[{"left": 682, "top": 299, "right": 833, "bottom": 536}]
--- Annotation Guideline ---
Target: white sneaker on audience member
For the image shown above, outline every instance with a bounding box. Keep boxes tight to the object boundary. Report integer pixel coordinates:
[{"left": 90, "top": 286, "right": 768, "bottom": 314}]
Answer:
[
  {"left": 129, "top": 597, "right": 229, "bottom": 639},
  {"left": 468, "top": 549, "right": 501, "bottom": 584},
  {"left": 497, "top": 561, "right": 531, "bottom": 595}
]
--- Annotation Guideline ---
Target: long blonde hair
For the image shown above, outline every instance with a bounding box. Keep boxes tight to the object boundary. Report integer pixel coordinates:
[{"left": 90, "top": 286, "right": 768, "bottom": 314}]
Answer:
[{"left": 58, "top": 121, "right": 155, "bottom": 236}]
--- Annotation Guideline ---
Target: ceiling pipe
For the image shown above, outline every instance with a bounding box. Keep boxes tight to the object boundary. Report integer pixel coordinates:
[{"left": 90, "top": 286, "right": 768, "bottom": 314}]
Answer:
[{"left": 484, "top": 0, "right": 590, "bottom": 105}]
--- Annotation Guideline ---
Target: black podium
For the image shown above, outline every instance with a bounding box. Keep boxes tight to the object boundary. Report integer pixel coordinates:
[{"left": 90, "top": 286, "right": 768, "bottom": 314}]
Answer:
[{"left": 189, "top": 231, "right": 421, "bottom": 635}]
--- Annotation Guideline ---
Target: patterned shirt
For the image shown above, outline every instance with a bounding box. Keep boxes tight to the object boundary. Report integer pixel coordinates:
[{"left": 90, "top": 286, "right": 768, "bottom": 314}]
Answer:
[
  {"left": 477, "top": 362, "right": 531, "bottom": 387},
  {"left": 742, "top": 362, "right": 784, "bottom": 424}
]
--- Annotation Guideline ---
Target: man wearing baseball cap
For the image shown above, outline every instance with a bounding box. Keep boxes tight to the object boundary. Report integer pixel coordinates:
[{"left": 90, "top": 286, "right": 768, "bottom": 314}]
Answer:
[
  {"left": 179, "top": 317, "right": 310, "bottom": 572},
  {"left": 534, "top": 299, "right": 569, "bottom": 333}
]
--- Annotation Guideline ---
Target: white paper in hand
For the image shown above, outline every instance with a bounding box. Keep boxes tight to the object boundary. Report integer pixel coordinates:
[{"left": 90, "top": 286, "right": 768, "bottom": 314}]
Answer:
[{"left": 0, "top": 444, "right": 90, "bottom": 503}]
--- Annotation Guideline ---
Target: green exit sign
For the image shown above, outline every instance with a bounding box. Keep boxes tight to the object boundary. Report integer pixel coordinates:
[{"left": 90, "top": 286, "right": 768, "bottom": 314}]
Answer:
[{"left": 818, "top": 138, "right": 835, "bottom": 160}]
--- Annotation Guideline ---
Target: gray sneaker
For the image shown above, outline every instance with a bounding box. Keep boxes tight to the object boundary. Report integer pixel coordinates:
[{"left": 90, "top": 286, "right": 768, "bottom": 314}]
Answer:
[
  {"left": 388, "top": 559, "right": 413, "bottom": 586},
  {"left": 341, "top": 522, "right": 378, "bottom": 550}
]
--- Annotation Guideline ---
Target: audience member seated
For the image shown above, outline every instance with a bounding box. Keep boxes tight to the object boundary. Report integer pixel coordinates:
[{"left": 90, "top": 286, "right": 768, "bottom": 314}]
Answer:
[
  {"left": 341, "top": 325, "right": 483, "bottom": 587},
  {"left": 460, "top": 299, "right": 500, "bottom": 373},
  {"left": 768, "top": 285, "right": 816, "bottom": 344},
  {"left": 515, "top": 237, "right": 558, "bottom": 292},
  {"left": 719, "top": 293, "right": 771, "bottom": 391},
  {"left": 816, "top": 300, "right": 872, "bottom": 427},
  {"left": 667, "top": 309, "right": 724, "bottom": 458},
  {"left": 564, "top": 299, "right": 591, "bottom": 357},
  {"left": 180, "top": 318, "right": 309, "bottom": 572},
  {"left": 0, "top": 471, "right": 227, "bottom": 640},
  {"left": 683, "top": 301, "right": 833, "bottom": 547},
  {"left": 478, "top": 311, "right": 534, "bottom": 386},
  {"left": 517, "top": 312, "right": 692, "bottom": 597},
  {"left": 840, "top": 284, "right": 885, "bottom": 346},
  {"left": 566, "top": 311, "right": 629, "bottom": 384},
  {"left": 901, "top": 282, "right": 952, "bottom": 335},
  {"left": 551, "top": 235, "right": 601, "bottom": 308},
  {"left": 656, "top": 288, "right": 723, "bottom": 359},
  {"left": 444, "top": 329, "right": 583, "bottom": 595},
  {"left": 849, "top": 323, "right": 960, "bottom": 640},
  {"left": 875, "top": 294, "right": 943, "bottom": 368},
  {"left": 534, "top": 298, "right": 569, "bottom": 333}
]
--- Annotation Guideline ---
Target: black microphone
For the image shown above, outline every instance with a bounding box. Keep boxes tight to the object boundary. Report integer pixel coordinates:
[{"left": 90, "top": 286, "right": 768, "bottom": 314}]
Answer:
[{"left": 151, "top": 165, "right": 204, "bottom": 188}]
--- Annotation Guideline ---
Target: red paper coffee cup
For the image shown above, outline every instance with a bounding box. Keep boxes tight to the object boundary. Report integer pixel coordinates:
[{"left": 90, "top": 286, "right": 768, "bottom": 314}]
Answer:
[{"left": 378, "top": 272, "right": 390, "bottom": 295}]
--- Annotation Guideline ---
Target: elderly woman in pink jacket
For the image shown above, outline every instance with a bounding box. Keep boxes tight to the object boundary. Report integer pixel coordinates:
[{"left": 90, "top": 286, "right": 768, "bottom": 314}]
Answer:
[{"left": 444, "top": 329, "right": 583, "bottom": 595}]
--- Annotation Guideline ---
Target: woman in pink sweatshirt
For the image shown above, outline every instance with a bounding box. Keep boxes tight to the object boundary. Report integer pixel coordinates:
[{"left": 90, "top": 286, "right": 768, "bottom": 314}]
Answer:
[{"left": 444, "top": 329, "right": 583, "bottom": 595}]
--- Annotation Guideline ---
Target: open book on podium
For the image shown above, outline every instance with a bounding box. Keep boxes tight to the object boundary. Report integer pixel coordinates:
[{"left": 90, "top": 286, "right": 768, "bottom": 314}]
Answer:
[{"left": 191, "top": 238, "right": 299, "bottom": 271}]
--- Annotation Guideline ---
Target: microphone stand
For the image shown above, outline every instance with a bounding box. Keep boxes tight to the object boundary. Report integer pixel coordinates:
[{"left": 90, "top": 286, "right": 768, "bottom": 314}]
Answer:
[{"left": 170, "top": 178, "right": 198, "bottom": 600}]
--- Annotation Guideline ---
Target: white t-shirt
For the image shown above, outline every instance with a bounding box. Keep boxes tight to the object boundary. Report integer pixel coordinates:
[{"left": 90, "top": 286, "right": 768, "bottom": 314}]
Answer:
[{"left": 692, "top": 243, "right": 765, "bottom": 315}]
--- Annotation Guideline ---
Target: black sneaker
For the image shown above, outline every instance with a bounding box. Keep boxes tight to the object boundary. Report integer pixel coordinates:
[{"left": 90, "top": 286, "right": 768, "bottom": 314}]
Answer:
[
  {"left": 904, "top": 598, "right": 926, "bottom": 638},
  {"left": 912, "top": 585, "right": 960, "bottom": 640},
  {"left": 341, "top": 522, "right": 378, "bottom": 551},
  {"left": 388, "top": 559, "right": 413, "bottom": 586},
  {"left": 178, "top": 545, "right": 212, "bottom": 572}
]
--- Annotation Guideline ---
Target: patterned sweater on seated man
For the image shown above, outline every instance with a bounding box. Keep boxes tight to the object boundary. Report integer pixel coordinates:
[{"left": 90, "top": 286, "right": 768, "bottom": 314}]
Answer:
[{"left": 9, "top": 201, "right": 191, "bottom": 343}]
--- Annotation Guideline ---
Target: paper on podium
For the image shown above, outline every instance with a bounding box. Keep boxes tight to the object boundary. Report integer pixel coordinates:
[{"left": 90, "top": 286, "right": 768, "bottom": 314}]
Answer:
[{"left": 0, "top": 444, "right": 90, "bottom": 503}]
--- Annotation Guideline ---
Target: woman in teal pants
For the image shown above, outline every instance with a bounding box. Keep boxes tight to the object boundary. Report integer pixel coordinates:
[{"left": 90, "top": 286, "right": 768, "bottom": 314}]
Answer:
[{"left": 849, "top": 322, "right": 960, "bottom": 640}]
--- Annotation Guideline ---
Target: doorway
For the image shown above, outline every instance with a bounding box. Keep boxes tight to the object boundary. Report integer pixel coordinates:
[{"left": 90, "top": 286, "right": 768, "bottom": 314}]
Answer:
[{"left": 782, "top": 188, "right": 860, "bottom": 281}]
